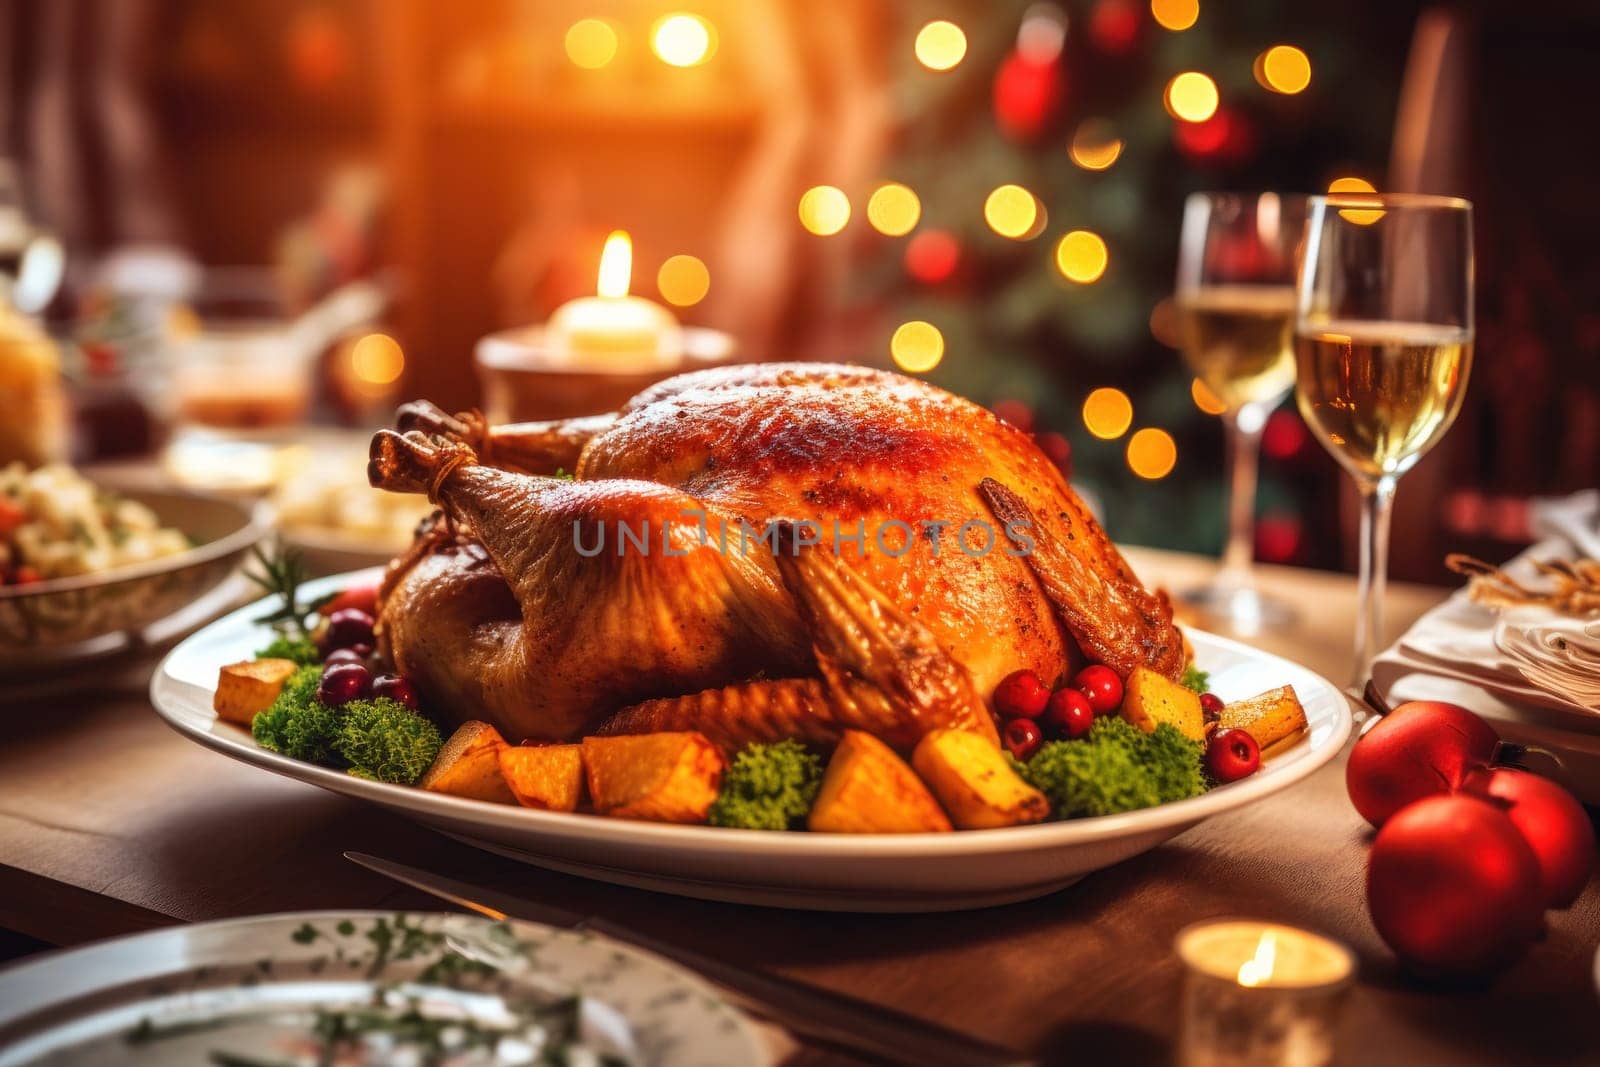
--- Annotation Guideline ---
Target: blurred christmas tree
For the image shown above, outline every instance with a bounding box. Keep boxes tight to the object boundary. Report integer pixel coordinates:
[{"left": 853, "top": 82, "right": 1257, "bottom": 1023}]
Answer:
[{"left": 852, "top": 0, "right": 1401, "bottom": 560}]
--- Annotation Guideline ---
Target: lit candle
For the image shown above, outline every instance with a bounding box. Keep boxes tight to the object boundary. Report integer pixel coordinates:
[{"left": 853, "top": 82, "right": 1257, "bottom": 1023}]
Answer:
[
  {"left": 546, "top": 230, "right": 684, "bottom": 371},
  {"left": 1175, "top": 921, "right": 1355, "bottom": 1067}
]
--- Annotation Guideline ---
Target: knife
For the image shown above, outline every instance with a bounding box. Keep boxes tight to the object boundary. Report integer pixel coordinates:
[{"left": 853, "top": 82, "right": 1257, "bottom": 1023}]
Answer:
[{"left": 346, "top": 851, "right": 1035, "bottom": 1067}]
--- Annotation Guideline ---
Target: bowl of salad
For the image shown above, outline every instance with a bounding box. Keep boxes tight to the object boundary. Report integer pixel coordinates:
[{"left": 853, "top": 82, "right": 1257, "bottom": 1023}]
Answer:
[{"left": 0, "top": 462, "right": 269, "bottom": 658}]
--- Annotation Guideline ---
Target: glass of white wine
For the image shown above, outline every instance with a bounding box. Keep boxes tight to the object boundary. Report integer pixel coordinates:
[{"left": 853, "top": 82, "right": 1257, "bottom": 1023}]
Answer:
[
  {"left": 1174, "top": 192, "right": 1308, "bottom": 630},
  {"left": 1295, "top": 192, "right": 1474, "bottom": 692}
]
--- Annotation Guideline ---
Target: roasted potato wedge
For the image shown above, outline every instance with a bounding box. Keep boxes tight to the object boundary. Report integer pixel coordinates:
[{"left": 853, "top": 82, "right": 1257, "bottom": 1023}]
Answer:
[
  {"left": 582, "top": 732, "right": 724, "bottom": 823},
  {"left": 499, "top": 744, "right": 584, "bottom": 812},
  {"left": 912, "top": 728, "right": 1048, "bottom": 829},
  {"left": 1220, "top": 685, "right": 1309, "bottom": 752},
  {"left": 215, "top": 658, "right": 299, "bottom": 725},
  {"left": 809, "top": 730, "right": 952, "bottom": 833},
  {"left": 1120, "top": 665, "right": 1205, "bottom": 742},
  {"left": 421, "top": 721, "right": 517, "bottom": 804}
]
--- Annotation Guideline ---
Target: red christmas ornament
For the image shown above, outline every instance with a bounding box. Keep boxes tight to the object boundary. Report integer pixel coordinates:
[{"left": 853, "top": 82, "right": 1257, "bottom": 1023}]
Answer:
[
  {"left": 1462, "top": 766, "right": 1596, "bottom": 909},
  {"left": 1253, "top": 511, "right": 1302, "bottom": 564},
  {"left": 1088, "top": 0, "right": 1141, "bottom": 55},
  {"left": 993, "top": 52, "right": 1064, "bottom": 141},
  {"left": 905, "top": 230, "right": 960, "bottom": 285},
  {"left": 1262, "top": 410, "right": 1309, "bottom": 460},
  {"left": 1366, "top": 793, "right": 1545, "bottom": 976},
  {"left": 1173, "top": 107, "right": 1257, "bottom": 166},
  {"left": 1346, "top": 701, "right": 1500, "bottom": 828},
  {"left": 990, "top": 398, "right": 1035, "bottom": 432}
]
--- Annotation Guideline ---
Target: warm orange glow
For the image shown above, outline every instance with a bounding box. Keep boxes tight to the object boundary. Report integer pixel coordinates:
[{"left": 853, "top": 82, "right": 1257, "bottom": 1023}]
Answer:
[
  {"left": 657, "top": 254, "right": 710, "bottom": 307},
  {"left": 1165, "top": 72, "right": 1219, "bottom": 122},
  {"left": 867, "top": 182, "right": 921, "bottom": 236},
  {"left": 915, "top": 20, "right": 967, "bottom": 71},
  {"left": 565, "top": 18, "right": 619, "bottom": 69},
  {"left": 1127, "top": 428, "right": 1178, "bottom": 479},
  {"left": 652, "top": 13, "right": 714, "bottom": 67},
  {"left": 351, "top": 333, "right": 405, "bottom": 385},
  {"left": 890, "top": 320, "right": 944, "bottom": 372},
  {"left": 1328, "top": 176, "right": 1383, "bottom": 225},
  {"left": 1151, "top": 0, "right": 1199, "bottom": 32},
  {"left": 1149, "top": 297, "right": 1180, "bottom": 348},
  {"left": 1237, "top": 932, "right": 1279, "bottom": 987},
  {"left": 1055, "top": 230, "right": 1108, "bottom": 283},
  {"left": 984, "top": 184, "right": 1042, "bottom": 240},
  {"left": 1083, "top": 387, "right": 1133, "bottom": 440},
  {"left": 1070, "top": 119, "right": 1124, "bottom": 171},
  {"left": 1191, "top": 377, "right": 1228, "bottom": 415},
  {"left": 597, "top": 230, "right": 633, "bottom": 298},
  {"left": 798, "top": 185, "right": 851, "bottom": 235},
  {"left": 1255, "top": 45, "right": 1311, "bottom": 94}
]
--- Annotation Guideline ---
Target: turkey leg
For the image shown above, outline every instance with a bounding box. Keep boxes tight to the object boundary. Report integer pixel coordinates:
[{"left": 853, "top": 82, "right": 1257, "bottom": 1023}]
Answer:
[{"left": 396, "top": 400, "right": 616, "bottom": 476}]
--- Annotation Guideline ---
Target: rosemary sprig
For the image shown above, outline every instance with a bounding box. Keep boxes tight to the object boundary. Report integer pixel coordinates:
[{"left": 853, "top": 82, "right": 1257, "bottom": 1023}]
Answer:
[{"left": 248, "top": 540, "right": 333, "bottom": 635}]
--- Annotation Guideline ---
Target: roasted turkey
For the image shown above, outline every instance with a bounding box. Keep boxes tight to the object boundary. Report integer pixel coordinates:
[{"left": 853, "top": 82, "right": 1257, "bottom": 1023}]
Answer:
[{"left": 367, "top": 362, "right": 1182, "bottom": 751}]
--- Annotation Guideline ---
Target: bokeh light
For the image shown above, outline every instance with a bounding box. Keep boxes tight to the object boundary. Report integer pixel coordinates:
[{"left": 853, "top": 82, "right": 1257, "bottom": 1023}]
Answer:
[
  {"left": 798, "top": 185, "right": 851, "bottom": 235},
  {"left": 351, "top": 333, "right": 405, "bottom": 385},
  {"left": 656, "top": 254, "right": 710, "bottom": 307},
  {"left": 1150, "top": 0, "right": 1199, "bottom": 32},
  {"left": 1328, "top": 176, "right": 1383, "bottom": 225},
  {"left": 1255, "top": 45, "right": 1311, "bottom": 94},
  {"left": 1054, "top": 230, "right": 1109, "bottom": 283},
  {"left": 565, "top": 19, "right": 619, "bottom": 69},
  {"left": 905, "top": 230, "right": 960, "bottom": 284},
  {"left": 867, "top": 182, "right": 922, "bottom": 236},
  {"left": 1017, "top": 5, "right": 1067, "bottom": 63},
  {"left": 915, "top": 20, "right": 968, "bottom": 71},
  {"left": 651, "top": 13, "right": 714, "bottom": 67},
  {"left": 890, "top": 320, "right": 945, "bottom": 373},
  {"left": 1191, "top": 378, "right": 1228, "bottom": 415},
  {"left": 1127, "top": 428, "right": 1178, "bottom": 479},
  {"left": 984, "top": 184, "right": 1042, "bottom": 239},
  {"left": 1082, "top": 387, "right": 1133, "bottom": 440},
  {"left": 1165, "top": 72, "right": 1219, "bottom": 122},
  {"left": 1148, "top": 297, "right": 1180, "bottom": 347},
  {"left": 1070, "top": 119, "right": 1124, "bottom": 170}
]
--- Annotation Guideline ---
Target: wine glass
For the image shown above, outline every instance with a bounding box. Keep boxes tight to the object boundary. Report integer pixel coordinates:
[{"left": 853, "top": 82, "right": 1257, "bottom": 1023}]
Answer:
[
  {"left": 1174, "top": 192, "right": 1308, "bottom": 630},
  {"left": 1294, "top": 193, "right": 1474, "bottom": 694}
]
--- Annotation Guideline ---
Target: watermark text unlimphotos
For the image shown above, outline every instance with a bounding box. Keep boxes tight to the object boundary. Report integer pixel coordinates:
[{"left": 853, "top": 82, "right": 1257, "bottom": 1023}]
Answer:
[{"left": 573, "top": 509, "right": 1035, "bottom": 558}]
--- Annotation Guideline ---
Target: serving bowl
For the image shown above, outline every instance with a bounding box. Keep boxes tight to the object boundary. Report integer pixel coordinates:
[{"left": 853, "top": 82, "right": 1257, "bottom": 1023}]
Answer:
[
  {"left": 151, "top": 569, "right": 1353, "bottom": 912},
  {"left": 0, "top": 487, "right": 268, "bottom": 661}
]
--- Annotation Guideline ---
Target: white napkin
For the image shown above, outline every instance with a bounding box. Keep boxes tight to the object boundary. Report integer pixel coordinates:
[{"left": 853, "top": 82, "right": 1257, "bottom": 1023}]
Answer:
[{"left": 1494, "top": 608, "right": 1600, "bottom": 712}]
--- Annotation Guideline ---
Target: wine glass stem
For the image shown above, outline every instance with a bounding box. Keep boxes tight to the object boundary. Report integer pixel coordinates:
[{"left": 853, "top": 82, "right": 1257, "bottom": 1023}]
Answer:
[
  {"left": 1218, "top": 405, "right": 1267, "bottom": 586},
  {"left": 1352, "top": 475, "right": 1398, "bottom": 690}
]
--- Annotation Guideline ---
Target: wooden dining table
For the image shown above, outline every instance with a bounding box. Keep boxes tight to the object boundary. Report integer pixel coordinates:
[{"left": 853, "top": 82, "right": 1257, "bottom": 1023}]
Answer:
[{"left": 1, "top": 546, "right": 1596, "bottom": 1065}]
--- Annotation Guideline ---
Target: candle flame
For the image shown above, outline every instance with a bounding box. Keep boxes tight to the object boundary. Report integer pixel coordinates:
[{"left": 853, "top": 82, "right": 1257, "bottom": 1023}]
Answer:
[
  {"left": 597, "top": 230, "right": 632, "bottom": 299},
  {"left": 1237, "top": 931, "right": 1278, "bottom": 987}
]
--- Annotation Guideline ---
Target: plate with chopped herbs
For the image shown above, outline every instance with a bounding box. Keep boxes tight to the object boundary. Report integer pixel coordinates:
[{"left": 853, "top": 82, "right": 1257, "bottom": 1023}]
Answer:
[
  {"left": 151, "top": 565, "right": 1351, "bottom": 911},
  {"left": 0, "top": 910, "right": 770, "bottom": 1066}
]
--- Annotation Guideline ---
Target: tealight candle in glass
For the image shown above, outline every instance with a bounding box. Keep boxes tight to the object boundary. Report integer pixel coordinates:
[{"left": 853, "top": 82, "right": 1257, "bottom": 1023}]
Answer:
[{"left": 1175, "top": 920, "right": 1355, "bottom": 1067}]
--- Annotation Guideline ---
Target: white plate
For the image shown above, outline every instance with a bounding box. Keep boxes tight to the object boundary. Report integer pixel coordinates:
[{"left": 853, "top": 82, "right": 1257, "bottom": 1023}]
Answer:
[
  {"left": 151, "top": 570, "right": 1353, "bottom": 912},
  {"left": 0, "top": 910, "right": 769, "bottom": 1066}
]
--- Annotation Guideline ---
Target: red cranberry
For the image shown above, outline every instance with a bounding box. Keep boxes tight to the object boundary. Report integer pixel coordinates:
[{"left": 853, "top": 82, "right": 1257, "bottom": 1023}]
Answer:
[
  {"left": 1072, "top": 664, "right": 1124, "bottom": 715},
  {"left": 1002, "top": 718, "right": 1043, "bottom": 761},
  {"left": 994, "top": 670, "right": 1050, "bottom": 719},
  {"left": 317, "top": 662, "right": 372, "bottom": 707},
  {"left": 323, "top": 648, "right": 366, "bottom": 669},
  {"left": 1045, "top": 688, "right": 1095, "bottom": 739},
  {"left": 317, "top": 609, "right": 375, "bottom": 654},
  {"left": 1206, "top": 728, "right": 1261, "bottom": 783},
  {"left": 371, "top": 673, "right": 419, "bottom": 711},
  {"left": 1199, "top": 692, "right": 1224, "bottom": 723}
]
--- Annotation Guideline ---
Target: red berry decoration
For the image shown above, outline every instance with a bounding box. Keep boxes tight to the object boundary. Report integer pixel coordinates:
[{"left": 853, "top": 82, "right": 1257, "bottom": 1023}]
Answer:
[
  {"left": 1346, "top": 701, "right": 1499, "bottom": 828},
  {"left": 317, "top": 608, "right": 376, "bottom": 655},
  {"left": 1045, "top": 688, "right": 1095, "bottom": 740},
  {"left": 1205, "top": 729, "right": 1260, "bottom": 783},
  {"left": 317, "top": 662, "right": 372, "bottom": 707},
  {"left": 1366, "top": 793, "right": 1544, "bottom": 976},
  {"left": 322, "top": 647, "right": 366, "bottom": 669},
  {"left": 1002, "top": 718, "right": 1043, "bottom": 761},
  {"left": 1071, "top": 664, "right": 1123, "bottom": 715},
  {"left": 1199, "top": 692, "right": 1224, "bottom": 716},
  {"left": 994, "top": 670, "right": 1050, "bottom": 719},
  {"left": 1461, "top": 766, "right": 1596, "bottom": 909},
  {"left": 372, "top": 673, "right": 420, "bottom": 712}
]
